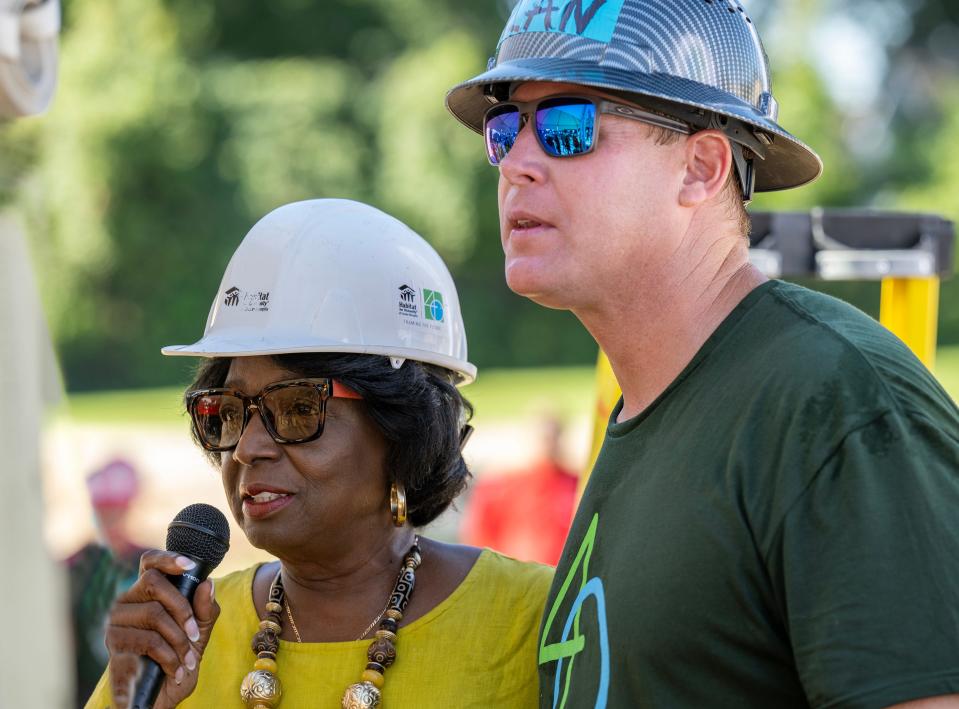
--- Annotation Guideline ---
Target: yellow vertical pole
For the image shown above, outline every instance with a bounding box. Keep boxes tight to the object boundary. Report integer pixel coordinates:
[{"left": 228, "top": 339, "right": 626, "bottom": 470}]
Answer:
[
  {"left": 879, "top": 277, "right": 940, "bottom": 371},
  {"left": 579, "top": 350, "right": 622, "bottom": 497}
]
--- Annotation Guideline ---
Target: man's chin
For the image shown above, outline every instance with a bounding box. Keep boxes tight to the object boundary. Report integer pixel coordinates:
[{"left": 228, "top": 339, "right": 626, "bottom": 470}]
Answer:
[{"left": 505, "top": 271, "right": 569, "bottom": 311}]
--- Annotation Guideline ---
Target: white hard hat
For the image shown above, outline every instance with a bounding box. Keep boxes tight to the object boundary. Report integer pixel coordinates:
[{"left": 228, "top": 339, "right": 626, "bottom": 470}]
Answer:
[{"left": 162, "top": 199, "right": 476, "bottom": 385}]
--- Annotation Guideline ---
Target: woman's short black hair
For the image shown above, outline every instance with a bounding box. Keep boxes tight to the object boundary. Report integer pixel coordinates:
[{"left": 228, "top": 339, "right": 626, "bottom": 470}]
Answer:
[{"left": 186, "top": 354, "right": 473, "bottom": 527}]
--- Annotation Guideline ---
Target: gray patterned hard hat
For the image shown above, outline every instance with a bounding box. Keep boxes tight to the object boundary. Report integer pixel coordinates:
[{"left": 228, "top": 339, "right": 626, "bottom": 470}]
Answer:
[{"left": 446, "top": 0, "right": 823, "bottom": 193}]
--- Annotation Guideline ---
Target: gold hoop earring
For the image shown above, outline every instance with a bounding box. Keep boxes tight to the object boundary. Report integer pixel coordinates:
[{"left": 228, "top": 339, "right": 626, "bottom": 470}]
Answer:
[{"left": 390, "top": 482, "right": 407, "bottom": 527}]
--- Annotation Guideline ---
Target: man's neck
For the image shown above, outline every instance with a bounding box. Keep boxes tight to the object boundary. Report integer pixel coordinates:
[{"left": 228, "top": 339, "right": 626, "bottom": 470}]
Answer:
[{"left": 577, "top": 247, "right": 766, "bottom": 423}]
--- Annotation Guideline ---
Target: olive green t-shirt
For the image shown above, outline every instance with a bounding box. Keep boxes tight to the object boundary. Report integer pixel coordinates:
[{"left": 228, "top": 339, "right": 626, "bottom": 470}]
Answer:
[{"left": 539, "top": 280, "right": 959, "bottom": 708}]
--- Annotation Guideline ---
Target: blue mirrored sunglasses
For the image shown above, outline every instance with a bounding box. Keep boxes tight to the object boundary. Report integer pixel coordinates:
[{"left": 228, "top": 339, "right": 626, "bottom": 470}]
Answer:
[{"left": 483, "top": 95, "right": 691, "bottom": 165}]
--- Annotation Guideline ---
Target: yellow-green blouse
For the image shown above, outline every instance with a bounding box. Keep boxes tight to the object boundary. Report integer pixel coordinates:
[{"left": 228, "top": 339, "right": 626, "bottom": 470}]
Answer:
[{"left": 86, "top": 549, "right": 552, "bottom": 708}]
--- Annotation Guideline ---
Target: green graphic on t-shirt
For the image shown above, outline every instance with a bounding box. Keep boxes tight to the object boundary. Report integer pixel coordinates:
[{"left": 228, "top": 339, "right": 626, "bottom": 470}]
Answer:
[{"left": 540, "top": 513, "right": 609, "bottom": 708}]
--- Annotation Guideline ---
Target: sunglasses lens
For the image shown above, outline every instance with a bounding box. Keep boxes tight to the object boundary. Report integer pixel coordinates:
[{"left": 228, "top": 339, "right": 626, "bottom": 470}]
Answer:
[
  {"left": 536, "top": 98, "right": 595, "bottom": 157},
  {"left": 485, "top": 105, "right": 521, "bottom": 165},
  {"left": 262, "top": 385, "right": 324, "bottom": 442},
  {"left": 193, "top": 393, "right": 244, "bottom": 450}
]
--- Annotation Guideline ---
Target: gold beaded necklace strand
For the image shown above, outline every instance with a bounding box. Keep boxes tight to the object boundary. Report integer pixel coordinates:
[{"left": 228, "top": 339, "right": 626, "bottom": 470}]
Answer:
[
  {"left": 240, "top": 538, "right": 422, "bottom": 709},
  {"left": 285, "top": 578, "right": 394, "bottom": 642}
]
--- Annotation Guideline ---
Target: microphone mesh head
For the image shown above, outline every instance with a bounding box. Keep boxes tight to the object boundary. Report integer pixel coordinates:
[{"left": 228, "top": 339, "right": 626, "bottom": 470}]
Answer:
[{"left": 166, "top": 503, "right": 230, "bottom": 567}]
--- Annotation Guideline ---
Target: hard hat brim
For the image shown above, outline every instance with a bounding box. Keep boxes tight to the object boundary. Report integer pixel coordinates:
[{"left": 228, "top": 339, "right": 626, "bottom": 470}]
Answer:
[
  {"left": 446, "top": 58, "right": 823, "bottom": 193},
  {"left": 162, "top": 335, "right": 477, "bottom": 386}
]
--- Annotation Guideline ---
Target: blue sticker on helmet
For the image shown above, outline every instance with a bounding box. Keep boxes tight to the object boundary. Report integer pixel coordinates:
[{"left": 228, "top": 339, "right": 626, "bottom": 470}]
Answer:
[{"left": 499, "top": 0, "right": 626, "bottom": 47}]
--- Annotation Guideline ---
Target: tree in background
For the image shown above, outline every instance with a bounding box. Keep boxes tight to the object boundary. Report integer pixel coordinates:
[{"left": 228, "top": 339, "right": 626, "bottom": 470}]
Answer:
[{"left": 0, "top": 0, "right": 956, "bottom": 390}]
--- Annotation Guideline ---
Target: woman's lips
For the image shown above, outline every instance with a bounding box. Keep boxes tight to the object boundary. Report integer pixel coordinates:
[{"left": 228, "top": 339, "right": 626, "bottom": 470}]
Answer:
[{"left": 242, "top": 492, "right": 294, "bottom": 519}]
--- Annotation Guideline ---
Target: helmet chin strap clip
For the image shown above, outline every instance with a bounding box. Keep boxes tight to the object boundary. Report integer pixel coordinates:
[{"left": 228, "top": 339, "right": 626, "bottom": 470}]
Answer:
[
  {"left": 390, "top": 356, "right": 406, "bottom": 370},
  {"left": 731, "top": 143, "right": 756, "bottom": 204},
  {"left": 483, "top": 81, "right": 512, "bottom": 102},
  {"left": 703, "top": 113, "right": 758, "bottom": 204}
]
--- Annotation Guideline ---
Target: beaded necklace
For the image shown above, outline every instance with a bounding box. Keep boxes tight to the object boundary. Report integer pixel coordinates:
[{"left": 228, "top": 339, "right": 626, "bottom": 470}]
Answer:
[{"left": 240, "top": 539, "right": 421, "bottom": 709}]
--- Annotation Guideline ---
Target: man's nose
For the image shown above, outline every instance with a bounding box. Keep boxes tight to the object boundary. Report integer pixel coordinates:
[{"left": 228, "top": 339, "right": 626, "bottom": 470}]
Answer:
[
  {"left": 500, "top": 115, "right": 546, "bottom": 182},
  {"left": 511, "top": 114, "right": 538, "bottom": 155}
]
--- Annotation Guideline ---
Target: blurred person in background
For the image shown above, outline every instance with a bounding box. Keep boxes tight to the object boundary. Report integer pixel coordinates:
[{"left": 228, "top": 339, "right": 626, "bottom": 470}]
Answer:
[
  {"left": 446, "top": 0, "right": 959, "bottom": 707},
  {"left": 460, "top": 414, "right": 577, "bottom": 565},
  {"left": 67, "top": 458, "right": 148, "bottom": 708},
  {"left": 85, "top": 199, "right": 552, "bottom": 709}
]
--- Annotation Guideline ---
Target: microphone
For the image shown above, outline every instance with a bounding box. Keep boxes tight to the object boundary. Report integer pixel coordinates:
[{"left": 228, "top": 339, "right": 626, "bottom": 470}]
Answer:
[{"left": 131, "top": 503, "right": 230, "bottom": 709}]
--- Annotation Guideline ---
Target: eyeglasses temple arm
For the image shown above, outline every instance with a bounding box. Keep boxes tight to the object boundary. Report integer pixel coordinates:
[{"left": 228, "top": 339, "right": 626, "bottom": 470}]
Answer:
[
  {"left": 598, "top": 100, "right": 691, "bottom": 135},
  {"left": 332, "top": 380, "right": 363, "bottom": 400}
]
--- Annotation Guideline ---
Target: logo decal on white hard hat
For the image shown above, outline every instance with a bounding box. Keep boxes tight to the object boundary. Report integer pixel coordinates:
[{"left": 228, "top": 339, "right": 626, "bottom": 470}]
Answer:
[
  {"left": 423, "top": 289, "right": 445, "bottom": 322},
  {"left": 397, "top": 284, "right": 418, "bottom": 318},
  {"left": 395, "top": 282, "right": 447, "bottom": 329},
  {"left": 223, "top": 286, "right": 270, "bottom": 312}
]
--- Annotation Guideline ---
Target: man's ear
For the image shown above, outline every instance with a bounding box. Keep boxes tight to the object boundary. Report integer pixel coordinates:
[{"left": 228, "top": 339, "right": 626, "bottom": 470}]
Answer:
[{"left": 679, "top": 130, "right": 734, "bottom": 208}]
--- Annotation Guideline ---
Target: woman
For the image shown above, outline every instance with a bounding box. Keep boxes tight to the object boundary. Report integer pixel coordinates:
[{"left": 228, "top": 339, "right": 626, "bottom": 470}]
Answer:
[{"left": 86, "top": 200, "right": 553, "bottom": 708}]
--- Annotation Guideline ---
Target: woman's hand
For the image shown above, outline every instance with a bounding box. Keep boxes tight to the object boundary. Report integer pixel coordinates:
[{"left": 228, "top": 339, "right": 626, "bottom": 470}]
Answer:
[{"left": 104, "top": 550, "right": 220, "bottom": 709}]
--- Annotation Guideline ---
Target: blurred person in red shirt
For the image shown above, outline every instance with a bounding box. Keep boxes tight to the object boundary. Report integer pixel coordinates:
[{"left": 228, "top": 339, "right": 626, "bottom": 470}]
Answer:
[
  {"left": 461, "top": 416, "right": 578, "bottom": 566},
  {"left": 65, "top": 458, "right": 148, "bottom": 707}
]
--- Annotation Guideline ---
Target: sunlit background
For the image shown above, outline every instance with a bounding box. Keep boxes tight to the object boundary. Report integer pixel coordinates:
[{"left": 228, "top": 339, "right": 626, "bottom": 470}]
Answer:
[{"left": 1, "top": 0, "right": 958, "bottom": 624}]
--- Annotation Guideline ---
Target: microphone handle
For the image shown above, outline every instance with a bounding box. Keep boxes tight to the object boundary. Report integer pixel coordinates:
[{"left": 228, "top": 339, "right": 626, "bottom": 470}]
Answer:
[{"left": 130, "top": 559, "right": 215, "bottom": 709}]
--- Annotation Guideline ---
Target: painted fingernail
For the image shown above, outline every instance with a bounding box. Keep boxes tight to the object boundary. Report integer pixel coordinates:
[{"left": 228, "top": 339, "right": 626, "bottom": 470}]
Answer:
[
  {"left": 175, "top": 666, "right": 185, "bottom": 685},
  {"left": 185, "top": 617, "right": 201, "bottom": 642},
  {"left": 175, "top": 555, "right": 197, "bottom": 570},
  {"left": 185, "top": 649, "right": 198, "bottom": 671}
]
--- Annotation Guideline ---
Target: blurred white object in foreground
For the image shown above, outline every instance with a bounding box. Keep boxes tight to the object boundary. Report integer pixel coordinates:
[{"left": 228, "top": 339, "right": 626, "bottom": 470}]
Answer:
[
  {"left": 0, "top": 0, "right": 59, "bottom": 117},
  {"left": 1, "top": 4, "right": 71, "bottom": 704},
  {"left": 0, "top": 215, "right": 69, "bottom": 707}
]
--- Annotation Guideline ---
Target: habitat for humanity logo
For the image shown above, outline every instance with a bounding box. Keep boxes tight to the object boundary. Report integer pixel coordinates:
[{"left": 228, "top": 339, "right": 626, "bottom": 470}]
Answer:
[
  {"left": 398, "top": 285, "right": 418, "bottom": 317},
  {"left": 224, "top": 286, "right": 270, "bottom": 312},
  {"left": 423, "top": 289, "right": 444, "bottom": 322}
]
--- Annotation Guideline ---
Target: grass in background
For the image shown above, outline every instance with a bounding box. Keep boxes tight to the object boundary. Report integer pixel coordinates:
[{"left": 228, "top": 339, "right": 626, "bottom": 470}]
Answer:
[
  {"left": 465, "top": 367, "right": 594, "bottom": 424},
  {"left": 58, "top": 386, "right": 189, "bottom": 426},
  {"left": 57, "top": 366, "right": 598, "bottom": 427},
  {"left": 58, "top": 348, "right": 959, "bottom": 426}
]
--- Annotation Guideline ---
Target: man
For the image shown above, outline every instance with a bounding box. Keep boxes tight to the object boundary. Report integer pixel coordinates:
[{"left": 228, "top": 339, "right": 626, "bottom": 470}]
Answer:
[{"left": 445, "top": 1, "right": 959, "bottom": 707}]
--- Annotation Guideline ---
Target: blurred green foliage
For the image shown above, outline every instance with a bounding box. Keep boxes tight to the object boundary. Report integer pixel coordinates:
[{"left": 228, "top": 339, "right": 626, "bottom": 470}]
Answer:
[{"left": 1, "top": 0, "right": 958, "bottom": 390}]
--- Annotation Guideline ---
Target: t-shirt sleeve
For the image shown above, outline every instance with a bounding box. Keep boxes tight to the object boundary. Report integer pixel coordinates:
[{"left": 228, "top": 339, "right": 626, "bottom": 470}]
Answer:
[{"left": 768, "top": 411, "right": 959, "bottom": 709}]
